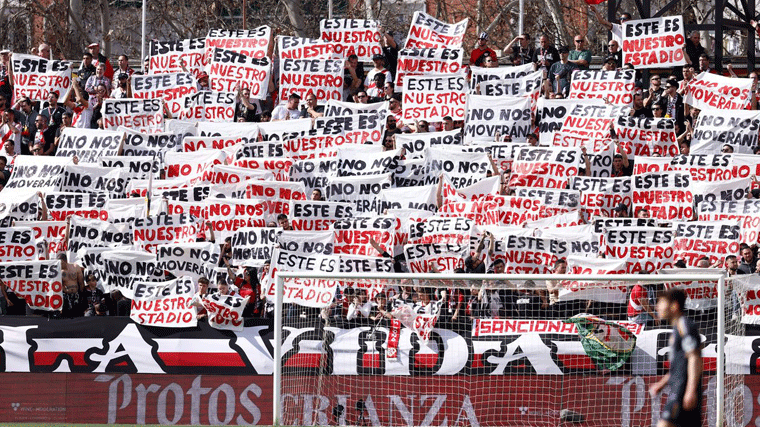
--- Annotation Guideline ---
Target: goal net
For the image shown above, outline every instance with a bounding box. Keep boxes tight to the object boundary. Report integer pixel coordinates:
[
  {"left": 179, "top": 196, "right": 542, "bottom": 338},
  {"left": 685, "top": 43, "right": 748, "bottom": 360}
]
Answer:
[{"left": 273, "top": 272, "right": 749, "bottom": 427}]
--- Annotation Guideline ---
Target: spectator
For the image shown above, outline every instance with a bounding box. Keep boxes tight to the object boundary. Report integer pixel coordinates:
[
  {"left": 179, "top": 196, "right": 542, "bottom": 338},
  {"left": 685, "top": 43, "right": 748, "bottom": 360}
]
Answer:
[
  {"left": 739, "top": 245, "right": 757, "bottom": 274},
  {"left": 679, "top": 139, "right": 690, "bottom": 155},
  {"left": 533, "top": 34, "right": 559, "bottom": 74},
  {"left": 384, "top": 115, "right": 402, "bottom": 146},
  {"left": 277, "top": 213, "right": 292, "bottom": 230},
  {"left": 346, "top": 289, "right": 372, "bottom": 323},
  {"left": 217, "top": 236, "right": 232, "bottom": 267},
  {"left": 630, "top": 91, "right": 653, "bottom": 118},
  {"left": 652, "top": 101, "right": 665, "bottom": 118},
  {"left": 3, "top": 139, "right": 17, "bottom": 158},
  {"left": 442, "top": 116, "right": 455, "bottom": 131},
  {"left": 545, "top": 258, "right": 567, "bottom": 317},
  {"left": 470, "top": 32, "right": 497, "bottom": 67},
  {"left": 191, "top": 277, "right": 211, "bottom": 320},
  {"left": 645, "top": 74, "right": 664, "bottom": 107},
  {"left": 365, "top": 54, "right": 393, "bottom": 98},
  {"left": 300, "top": 91, "right": 324, "bottom": 118},
  {"left": 33, "top": 114, "right": 56, "bottom": 155},
  {"left": 272, "top": 93, "right": 302, "bottom": 121},
  {"left": 112, "top": 54, "right": 135, "bottom": 88},
  {"left": 547, "top": 46, "right": 577, "bottom": 97},
  {"left": 725, "top": 255, "right": 739, "bottom": 276},
  {"left": 77, "top": 52, "right": 96, "bottom": 88},
  {"left": 38, "top": 43, "right": 52, "bottom": 59},
  {"left": 110, "top": 73, "right": 131, "bottom": 99},
  {"left": 606, "top": 40, "right": 623, "bottom": 68},
  {"left": 83, "top": 274, "right": 106, "bottom": 316},
  {"left": 0, "top": 49, "right": 11, "bottom": 101},
  {"left": 0, "top": 277, "right": 26, "bottom": 315},
  {"left": 197, "top": 72, "right": 210, "bottom": 92},
  {"left": 602, "top": 56, "right": 617, "bottom": 71},
  {"left": 698, "top": 53, "right": 714, "bottom": 74},
  {"left": 628, "top": 282, "right": 659, "bottom": 326},
  {"left": 54, "top": 111, "right": 72, "bottom": 146},
  {"left": 88, "top": 42, "right": 114, "bottom": 80},
  {"left": 236, "top": 85, "right": 260, "bottom": 121},
  {"left": 569, "top": 35, "right": 591, "bottom": 69},
  {"left": 15, "top": 97, "right": 38, "bottom": 154},
  {"left": 662, "top": 79, "right": 685, "bottom": 130},
  {"left": 85, "top": 63, "right": 112, "bottom": 96},
  {"left": 0, "top": 109, "right": 21, "bottom": 155},
  {"left": 464, "top": 232, "right": 494, "bottom": 273},
  {"left": 89, "top": 84, "right": 109, "bottom": 129},
  {"left": 504, "top": 34, "right": 534, "bottom": 64},
  {"left": 611, "top": 145, "right": 632, "bottom": 177},
  {"left": 684, "top": 31, "right": 707, "bottom": 69},
  {"left": 678, "top": 65, "right": 696, "bottom": 96},
  {"left": 388, "top": 98, "right": 403, "bottom": 126},
  {"left": 63, "top": 79, "right": 94, "bottom": 128},
  {"left": 111, "top": 290, "right": 131, "bottom": 316},
  {"left": 343, "top": 54, "right": 364, "bottom": 100},
  {"left": 353, "top": 90, "right": 369, "bottom": 104},
  {"left": 369, "top": 291, "right": 392, "bottom": 323},
  {"left": 58, "top": 253, "right": 85, "bottom": 318},
  {"left": 613, "top": 202, "right": 629, "bottom": 217},
  {"left": 380, "top": 28, "right": 400, "bottom": 78},
  {"left": 380, "top": 81, "right": 401, "bottom": 102},
  {"left": 0, "top": 155, "right": 9, "bottom": 181},
  {"left": 589, "top": 5, "right": 632, "bottom": 44},
  {"left": 414, "top": 120, "right": 430, "bottom": 133},
  {"left": 40, "top": 90, "right": 65, "bottom": 133}
]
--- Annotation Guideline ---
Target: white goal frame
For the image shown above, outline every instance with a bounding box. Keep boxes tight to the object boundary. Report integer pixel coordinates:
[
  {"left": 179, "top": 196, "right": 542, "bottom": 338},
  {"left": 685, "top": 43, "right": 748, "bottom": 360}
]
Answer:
[{"left": 273, "top": 272, "right": 727, "bottom": 426}]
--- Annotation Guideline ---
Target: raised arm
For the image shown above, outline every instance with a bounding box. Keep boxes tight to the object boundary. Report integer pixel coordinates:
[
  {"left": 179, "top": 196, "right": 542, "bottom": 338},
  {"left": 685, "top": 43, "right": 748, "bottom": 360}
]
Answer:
[{"left": 589, "top": 5, "right": 613, "bottom": 31}]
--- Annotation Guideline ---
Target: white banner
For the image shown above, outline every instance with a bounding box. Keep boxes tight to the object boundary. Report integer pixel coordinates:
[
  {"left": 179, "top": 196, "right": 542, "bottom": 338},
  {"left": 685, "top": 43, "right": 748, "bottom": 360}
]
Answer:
[
  {"left": 404, "top": 11, "right": 468, "bottom": 49},
  {"left": 205, "top": 27, "right": 271, "bottom": 61},
  {"left": 402, "top": 73, "right": 466, "bottom": 122},
  {"left": 11, "top": 53, "right": 72, "bottom": 101},
  {"left": 395, "top": 48, "right": 464, "bottom": 87},
  {"left": 690, "top": 108, "right": 760, "bottom": 154},
  {"left": 569, "top": 69, "right": 636, "bottom": 105},
  {"left": 149, "top": 38, "right": 208, "bottom": 77},
  {"left": 464, "top": 95, "right": 531, "bottom": 142},
  {"left": 319, "top": 19, "right": 382, "bottom": 62},
  {"left": 156, "top": 242, "right": 220, "bottom": 281},
  {"left": 131, "top": 276, "right": 198, "bottom": 327},
  {"left": 209, "top": 48, "right": 271, "bottom": 98},
  {"left": 622, "top": 16, "right": 686, "bottom": 68},
  {"left": 103, "top": 98, "right": 165, "bottom": 134},
  {"left": 132, "top": 72, "right": 198, "bottom": 117},
  {"left": 684, "top": 72, "right": 753, "bottom": 110},
  {"left": 0, "top": 260, "right": 62, "bottom": 311}
]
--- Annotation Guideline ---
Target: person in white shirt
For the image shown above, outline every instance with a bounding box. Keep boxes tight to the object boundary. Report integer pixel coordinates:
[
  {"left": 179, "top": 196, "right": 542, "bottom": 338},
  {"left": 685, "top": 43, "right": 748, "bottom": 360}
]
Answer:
[
  {"left": 271, "top": 93, "right": 302, "bottom": 121},
  {"left": 346, "top": 289, "right": 372, "bottom": 321},
  {"left": 364, "top": 54, "right": 393, "bottom": 98},
  {"left": 589, "top": 5, "right": 631, "bottom": 44},
  {"left": 0, "top": 109, "right": 21, "bottom": 155},
  {"left": 62, "top": 79, "right": 94, "bottom": 129}
]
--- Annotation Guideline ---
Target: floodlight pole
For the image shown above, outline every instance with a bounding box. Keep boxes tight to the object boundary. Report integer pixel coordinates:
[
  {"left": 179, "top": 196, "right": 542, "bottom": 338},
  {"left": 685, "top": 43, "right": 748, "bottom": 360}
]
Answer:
[{"left": 141, "top": 0, "right": 146, "bottom": 73}]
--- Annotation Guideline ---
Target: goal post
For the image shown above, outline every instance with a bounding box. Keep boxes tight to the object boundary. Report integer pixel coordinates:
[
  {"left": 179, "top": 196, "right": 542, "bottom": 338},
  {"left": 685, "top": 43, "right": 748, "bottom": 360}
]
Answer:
[{"left": 273, "top": 272, "right": 736, "bottom": 426}]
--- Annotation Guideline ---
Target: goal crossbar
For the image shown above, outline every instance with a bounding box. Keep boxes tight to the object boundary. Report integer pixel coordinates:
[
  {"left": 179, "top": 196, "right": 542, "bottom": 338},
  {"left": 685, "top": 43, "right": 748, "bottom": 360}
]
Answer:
[{"left": 273, "top": 272, "right": 727, "bottom": 426}]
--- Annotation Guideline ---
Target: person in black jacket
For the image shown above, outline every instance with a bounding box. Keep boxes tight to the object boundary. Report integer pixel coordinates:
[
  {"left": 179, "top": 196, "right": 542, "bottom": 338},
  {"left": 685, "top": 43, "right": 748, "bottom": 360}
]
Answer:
[{"left": 661, "top": 79, "right": 685, "bottom": 134}]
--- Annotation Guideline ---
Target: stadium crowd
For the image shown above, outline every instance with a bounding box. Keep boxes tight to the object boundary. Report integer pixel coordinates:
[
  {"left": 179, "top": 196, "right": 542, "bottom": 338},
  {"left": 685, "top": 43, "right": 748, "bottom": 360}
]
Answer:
[{"left": 0, "top": 7, "right": 757, "bottom": 335}]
